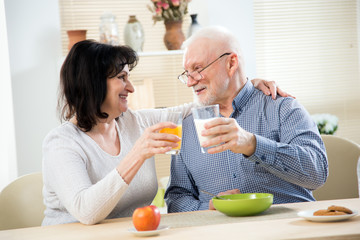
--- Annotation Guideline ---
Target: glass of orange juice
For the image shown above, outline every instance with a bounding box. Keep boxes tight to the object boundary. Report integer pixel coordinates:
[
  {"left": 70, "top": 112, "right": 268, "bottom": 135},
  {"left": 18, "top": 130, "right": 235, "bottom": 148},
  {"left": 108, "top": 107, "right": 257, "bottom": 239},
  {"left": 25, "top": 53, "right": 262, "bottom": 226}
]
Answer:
[{"left": 159, "top": 111, "right": 182, "bottom": 155}]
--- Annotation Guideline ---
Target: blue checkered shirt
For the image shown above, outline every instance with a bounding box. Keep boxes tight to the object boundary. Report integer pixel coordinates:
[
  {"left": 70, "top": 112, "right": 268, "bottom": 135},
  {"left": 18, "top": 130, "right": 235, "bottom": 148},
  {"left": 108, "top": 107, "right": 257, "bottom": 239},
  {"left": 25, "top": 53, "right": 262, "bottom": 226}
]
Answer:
[{"left": 165, "top": 80, "right": 328, "bottom": 212}]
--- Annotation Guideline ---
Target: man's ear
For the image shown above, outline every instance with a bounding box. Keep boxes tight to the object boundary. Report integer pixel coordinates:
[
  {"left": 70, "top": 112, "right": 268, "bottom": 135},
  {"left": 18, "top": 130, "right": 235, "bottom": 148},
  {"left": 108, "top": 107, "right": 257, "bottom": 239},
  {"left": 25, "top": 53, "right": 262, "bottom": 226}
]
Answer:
[{"left": 227, "top": 53, "right": 239, "bottom": 78}]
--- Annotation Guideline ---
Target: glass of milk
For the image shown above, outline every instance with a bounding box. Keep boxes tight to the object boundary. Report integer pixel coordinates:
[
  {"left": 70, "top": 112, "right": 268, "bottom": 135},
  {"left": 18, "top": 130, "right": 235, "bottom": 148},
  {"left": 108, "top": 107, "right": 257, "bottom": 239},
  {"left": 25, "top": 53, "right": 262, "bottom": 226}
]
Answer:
[{"left": 191, "top": 104, "right": 220, "bottom": 153}]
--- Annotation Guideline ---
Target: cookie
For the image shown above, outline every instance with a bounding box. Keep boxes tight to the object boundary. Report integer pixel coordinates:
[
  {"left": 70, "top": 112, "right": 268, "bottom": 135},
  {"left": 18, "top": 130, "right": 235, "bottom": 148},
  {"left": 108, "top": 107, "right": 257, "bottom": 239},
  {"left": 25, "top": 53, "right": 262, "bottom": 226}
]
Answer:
[
  {"left": 313, "top": 209, "right": 330, "bottom": 216},
  {"left": 324, "top": 211, "right": 347, "bottom": 216},
  {"left": 327, "top": 205, "right": 353, "bottom": 214},
  {"left": 313, "top": 209, "right": 347, "bottom": 216}
]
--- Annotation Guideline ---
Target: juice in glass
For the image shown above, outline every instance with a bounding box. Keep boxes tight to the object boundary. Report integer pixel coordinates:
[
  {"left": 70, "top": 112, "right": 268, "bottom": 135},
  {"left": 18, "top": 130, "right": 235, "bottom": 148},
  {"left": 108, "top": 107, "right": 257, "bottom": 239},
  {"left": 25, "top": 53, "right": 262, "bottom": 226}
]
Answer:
[
  {"left": 159, "top": 125, "right": 182, "bottom": 154},
  {"left": 160, "top": 111, "right": 182, "bottom": 154}
]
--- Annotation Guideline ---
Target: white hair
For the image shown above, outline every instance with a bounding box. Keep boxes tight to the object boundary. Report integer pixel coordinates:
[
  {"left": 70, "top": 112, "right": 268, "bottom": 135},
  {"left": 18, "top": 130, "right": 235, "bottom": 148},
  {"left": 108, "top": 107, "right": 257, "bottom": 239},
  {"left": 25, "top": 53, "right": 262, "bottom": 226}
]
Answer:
[{"left": 182, "top": 26, "right": 244, "bottom": 66}]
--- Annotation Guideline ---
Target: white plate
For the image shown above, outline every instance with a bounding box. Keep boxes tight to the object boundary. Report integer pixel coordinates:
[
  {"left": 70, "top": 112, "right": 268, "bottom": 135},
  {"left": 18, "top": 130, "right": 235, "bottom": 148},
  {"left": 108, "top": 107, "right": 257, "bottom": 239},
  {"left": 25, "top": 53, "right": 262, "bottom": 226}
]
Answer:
[
  {"left": 297, "top": 210, "right": 358, "bottom": 222},
  {"left": 128, "top": 225, "right": 170, "bottom": 237}
]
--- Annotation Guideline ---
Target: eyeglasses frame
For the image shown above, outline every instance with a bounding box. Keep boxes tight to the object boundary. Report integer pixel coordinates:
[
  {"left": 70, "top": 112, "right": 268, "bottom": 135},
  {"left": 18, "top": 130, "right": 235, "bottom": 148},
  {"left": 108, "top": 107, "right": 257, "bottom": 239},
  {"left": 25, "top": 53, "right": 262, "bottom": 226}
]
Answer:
[{"left": 178, "top": 52, "right": 231, "bottom": 84}]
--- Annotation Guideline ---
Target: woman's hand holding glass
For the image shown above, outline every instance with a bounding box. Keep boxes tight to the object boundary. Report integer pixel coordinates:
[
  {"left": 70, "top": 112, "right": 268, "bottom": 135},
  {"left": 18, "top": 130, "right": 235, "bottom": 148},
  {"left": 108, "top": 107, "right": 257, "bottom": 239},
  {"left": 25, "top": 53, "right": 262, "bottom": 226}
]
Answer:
[
  {"left": 132, "top": 122, "right": 181, "bottom": 160},
  {"left": 117, "top": 121, "right": 180, "bottom": 185}
]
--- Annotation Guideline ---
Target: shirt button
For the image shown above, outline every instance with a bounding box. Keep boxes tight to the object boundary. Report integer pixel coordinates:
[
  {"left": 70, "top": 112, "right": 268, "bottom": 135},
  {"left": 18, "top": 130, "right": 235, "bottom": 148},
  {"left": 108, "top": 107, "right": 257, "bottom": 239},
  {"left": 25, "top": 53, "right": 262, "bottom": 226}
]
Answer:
[
  {"left": 261, "top": 156, "right": 266, "bottom": 161},
  {"left": 233, "top": 173, "right": 236, "bottom": 178},
  {"left": 255, "top": 161, "right": 260, "bottom": 164}
]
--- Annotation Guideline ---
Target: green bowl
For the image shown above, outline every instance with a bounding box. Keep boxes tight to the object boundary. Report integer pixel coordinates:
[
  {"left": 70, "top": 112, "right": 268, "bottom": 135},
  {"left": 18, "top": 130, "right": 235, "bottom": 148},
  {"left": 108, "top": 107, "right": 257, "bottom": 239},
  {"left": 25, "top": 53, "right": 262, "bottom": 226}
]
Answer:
[{"left": 212, "top": 193, "right": 273, "bottom": 217}]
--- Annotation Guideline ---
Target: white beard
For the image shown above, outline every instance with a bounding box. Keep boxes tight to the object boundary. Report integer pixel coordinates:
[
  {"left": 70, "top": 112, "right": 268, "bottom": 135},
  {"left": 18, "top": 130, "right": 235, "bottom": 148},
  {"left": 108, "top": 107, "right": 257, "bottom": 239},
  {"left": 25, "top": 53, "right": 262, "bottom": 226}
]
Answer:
[
  {"left": 193, "top": 79, "right": 229, "bottom": 106},
  {"left": 194, "top": 93, "right": 217, "bottom": 106}
]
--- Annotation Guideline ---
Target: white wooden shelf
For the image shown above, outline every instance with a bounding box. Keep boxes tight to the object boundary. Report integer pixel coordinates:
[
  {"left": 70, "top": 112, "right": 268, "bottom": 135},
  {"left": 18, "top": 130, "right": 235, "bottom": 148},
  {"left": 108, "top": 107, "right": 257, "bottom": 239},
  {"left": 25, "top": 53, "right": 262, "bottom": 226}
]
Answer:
[{"left": 137, "top": 50, "right": 184, "bottom": 57}]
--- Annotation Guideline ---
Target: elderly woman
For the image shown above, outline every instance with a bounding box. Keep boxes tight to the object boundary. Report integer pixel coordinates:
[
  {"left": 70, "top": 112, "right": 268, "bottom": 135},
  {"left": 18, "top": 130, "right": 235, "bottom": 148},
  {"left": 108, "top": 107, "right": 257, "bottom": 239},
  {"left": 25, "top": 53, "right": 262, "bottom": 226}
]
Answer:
[{"left": 42, "top": 40, "right": 287, "bottom": 226}]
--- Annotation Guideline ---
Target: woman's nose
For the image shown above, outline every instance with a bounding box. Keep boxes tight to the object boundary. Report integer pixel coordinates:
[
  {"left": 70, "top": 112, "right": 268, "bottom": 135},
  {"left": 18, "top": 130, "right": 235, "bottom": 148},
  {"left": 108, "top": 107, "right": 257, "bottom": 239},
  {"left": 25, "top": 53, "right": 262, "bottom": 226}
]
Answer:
[{"left": 127, "top": 81, "right": 135, "bottom": 93}]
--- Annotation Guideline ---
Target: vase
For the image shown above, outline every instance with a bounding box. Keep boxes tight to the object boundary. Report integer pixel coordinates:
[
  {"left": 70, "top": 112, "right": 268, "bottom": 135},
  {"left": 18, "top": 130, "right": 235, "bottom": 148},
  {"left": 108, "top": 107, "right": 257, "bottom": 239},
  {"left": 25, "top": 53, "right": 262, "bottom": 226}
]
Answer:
[
  {"left": 124, "top": 15, "right": 144, "bottom": 52},
  {"left": 99, "top": 12, "right": 119, "bottom": 45},
  {"left": 67, "top": 30, "right": 87, "bottom": 51},
  {"left": 187, "top": 14, "right": 202, "bottom": 38},
  {"left": 163, "top": 20, "right": 185, "bottom": 50}
]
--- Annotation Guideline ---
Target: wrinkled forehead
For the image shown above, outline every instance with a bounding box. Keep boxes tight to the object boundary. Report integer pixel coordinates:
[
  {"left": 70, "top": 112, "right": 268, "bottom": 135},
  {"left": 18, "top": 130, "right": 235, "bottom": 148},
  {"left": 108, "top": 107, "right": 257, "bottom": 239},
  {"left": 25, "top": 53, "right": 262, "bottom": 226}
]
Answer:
[{"left": 183, "top": 38, "right": 219, "bottom": 69}]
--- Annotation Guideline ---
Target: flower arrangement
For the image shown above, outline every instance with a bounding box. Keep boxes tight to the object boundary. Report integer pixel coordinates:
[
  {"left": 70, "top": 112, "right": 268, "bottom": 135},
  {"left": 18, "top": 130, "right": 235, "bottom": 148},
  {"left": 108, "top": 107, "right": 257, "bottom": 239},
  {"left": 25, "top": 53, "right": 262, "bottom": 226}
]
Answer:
[
  {"left": 148, "top": 0, "right": 191, "bottom": 24},
  {"left": 311, "top": 114, "right": 338, "bottom": 135}
]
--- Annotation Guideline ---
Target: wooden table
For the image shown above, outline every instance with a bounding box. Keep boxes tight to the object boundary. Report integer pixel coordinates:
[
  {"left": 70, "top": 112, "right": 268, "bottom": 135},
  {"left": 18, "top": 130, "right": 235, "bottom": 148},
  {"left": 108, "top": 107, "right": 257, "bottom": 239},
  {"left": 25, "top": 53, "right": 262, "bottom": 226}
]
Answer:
[{"left": 0, "top": 198, "right": 359, "bottom": 240}]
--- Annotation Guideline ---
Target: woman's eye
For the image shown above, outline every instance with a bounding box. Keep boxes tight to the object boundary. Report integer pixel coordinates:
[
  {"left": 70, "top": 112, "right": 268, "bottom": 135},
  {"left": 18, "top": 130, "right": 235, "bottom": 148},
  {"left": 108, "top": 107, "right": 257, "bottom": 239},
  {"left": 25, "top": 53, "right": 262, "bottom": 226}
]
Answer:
[{"left": 118, "top": 74, "right": 127, "bottom": 81}]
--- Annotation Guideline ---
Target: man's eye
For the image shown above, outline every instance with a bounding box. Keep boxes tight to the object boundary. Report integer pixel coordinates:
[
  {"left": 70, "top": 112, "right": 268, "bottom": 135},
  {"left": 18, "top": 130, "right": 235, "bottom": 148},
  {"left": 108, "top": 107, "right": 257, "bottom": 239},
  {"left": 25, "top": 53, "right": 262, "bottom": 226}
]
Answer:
[{"left": 194, "top": 66, "right": 202, "bottom": 71}]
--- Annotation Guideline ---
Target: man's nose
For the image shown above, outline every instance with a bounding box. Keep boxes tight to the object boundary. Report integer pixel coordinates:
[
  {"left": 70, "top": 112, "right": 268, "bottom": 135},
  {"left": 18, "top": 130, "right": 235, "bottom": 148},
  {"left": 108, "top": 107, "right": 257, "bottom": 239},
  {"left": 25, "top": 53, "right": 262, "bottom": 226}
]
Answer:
[{"left": 186, "top": 76, "right": 198, "bottom": 88}]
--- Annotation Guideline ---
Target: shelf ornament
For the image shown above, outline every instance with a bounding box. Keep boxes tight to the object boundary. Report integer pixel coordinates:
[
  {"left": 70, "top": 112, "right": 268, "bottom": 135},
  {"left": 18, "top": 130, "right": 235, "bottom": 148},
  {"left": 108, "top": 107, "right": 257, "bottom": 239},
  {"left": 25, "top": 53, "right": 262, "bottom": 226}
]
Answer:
[{"left": 148, "top": 0, "right": 191, "bottom": 50}]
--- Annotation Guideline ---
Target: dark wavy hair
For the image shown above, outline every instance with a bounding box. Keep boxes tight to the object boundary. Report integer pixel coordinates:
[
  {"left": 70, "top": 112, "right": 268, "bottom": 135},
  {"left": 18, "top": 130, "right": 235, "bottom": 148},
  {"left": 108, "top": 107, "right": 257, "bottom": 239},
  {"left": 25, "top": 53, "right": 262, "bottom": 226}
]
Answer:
[{"left": 58, "top": 40, "right": 138, "bottom": 132}]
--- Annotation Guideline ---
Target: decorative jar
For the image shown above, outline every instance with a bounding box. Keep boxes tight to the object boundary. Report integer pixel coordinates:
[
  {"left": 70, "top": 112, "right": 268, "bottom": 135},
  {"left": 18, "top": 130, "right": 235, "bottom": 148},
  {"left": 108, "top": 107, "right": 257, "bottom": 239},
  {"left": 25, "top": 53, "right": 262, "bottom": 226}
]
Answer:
[
  {"left": 67, "top": 30, "right": 87, "bottom": 51},
  {"left": 99, "top": 12, "right": 119, "bottom": 45},
  {"left": 124, "top": 15, "right": 144, "bottom": 52},
  {"left": 187, "top": 14, "right": 202, "bottom": 38},
  {"left": 163, "top": 20, "right": 185, "bottom": 50}
]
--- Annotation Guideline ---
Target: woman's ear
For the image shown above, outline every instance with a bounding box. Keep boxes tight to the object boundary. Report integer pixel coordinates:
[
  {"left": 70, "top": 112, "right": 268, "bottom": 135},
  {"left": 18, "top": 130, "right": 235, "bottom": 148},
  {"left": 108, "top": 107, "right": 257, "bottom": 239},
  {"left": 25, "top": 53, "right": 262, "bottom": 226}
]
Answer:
[{"left": 227, "top": 53, "right": 239, "bottom": 78}]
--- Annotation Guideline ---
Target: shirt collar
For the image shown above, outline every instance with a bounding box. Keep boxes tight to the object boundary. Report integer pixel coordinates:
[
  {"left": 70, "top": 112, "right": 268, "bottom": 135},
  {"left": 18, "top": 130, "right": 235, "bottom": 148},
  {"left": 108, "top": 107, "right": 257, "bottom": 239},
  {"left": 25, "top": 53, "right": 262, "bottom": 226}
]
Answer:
[{"left": 232, "top": 79, "right": 255, "bottom": 112}]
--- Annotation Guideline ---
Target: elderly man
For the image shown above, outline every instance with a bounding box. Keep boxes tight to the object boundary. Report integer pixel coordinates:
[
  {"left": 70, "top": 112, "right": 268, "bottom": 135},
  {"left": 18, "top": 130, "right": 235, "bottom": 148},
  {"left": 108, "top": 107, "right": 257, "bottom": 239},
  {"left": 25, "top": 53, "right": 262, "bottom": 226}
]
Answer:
[{"left": 165, "top": 26, "right": 328, "bottom": 212}]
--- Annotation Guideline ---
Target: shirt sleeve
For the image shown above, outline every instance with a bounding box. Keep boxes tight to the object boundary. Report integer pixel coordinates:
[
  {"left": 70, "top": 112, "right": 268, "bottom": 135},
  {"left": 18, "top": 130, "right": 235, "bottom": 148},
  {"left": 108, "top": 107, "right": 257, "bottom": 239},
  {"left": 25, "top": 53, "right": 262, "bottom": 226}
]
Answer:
[
  {"left": 165, "top": 102, "right": 197, "bottom": 119},
  {"left": 247, "top": 98, "right": 328, "bottom": 190},
  {"left": 43, "top": 132, "right": 129, "bottom": 225},
  {"left": 135, "top": 102, "right": 197, "bottom": 127},
  {"left": 165, "top": 153, "right": 209, "bottom": 213}
]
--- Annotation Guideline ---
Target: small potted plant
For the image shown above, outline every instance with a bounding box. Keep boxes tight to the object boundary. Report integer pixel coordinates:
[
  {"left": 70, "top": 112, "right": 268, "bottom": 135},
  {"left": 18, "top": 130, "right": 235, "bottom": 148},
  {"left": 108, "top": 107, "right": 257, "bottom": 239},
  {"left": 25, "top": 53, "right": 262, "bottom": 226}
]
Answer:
[{"left": 311, "top": 114, "right": 338, "bottom": 135}]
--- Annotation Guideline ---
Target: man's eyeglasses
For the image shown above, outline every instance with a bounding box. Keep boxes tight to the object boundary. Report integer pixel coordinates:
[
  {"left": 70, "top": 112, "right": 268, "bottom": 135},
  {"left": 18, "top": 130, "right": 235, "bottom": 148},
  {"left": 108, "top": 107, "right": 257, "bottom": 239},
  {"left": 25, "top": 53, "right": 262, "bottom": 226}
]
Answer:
[{"left": 178, "top": 52, "right": 231, "bottom": 84}]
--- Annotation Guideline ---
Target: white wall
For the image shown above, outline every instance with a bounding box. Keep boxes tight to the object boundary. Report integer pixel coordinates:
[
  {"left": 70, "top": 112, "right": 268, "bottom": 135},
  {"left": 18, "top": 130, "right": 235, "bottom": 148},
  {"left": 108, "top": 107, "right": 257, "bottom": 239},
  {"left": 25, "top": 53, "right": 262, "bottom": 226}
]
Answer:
[
  {"left": 4, "top": 0, "right": 61, "bottom": 177},
  {"left": 0, "top": 0, "right": 17, "bottom": 190}
]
